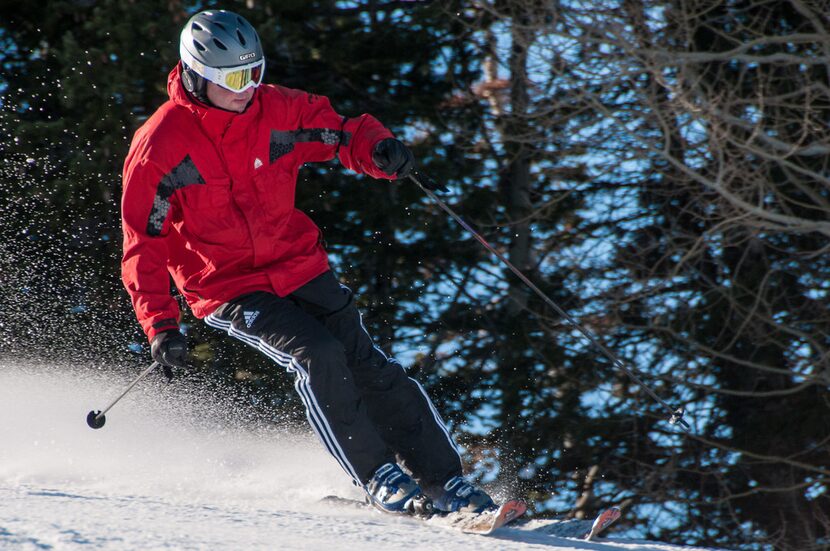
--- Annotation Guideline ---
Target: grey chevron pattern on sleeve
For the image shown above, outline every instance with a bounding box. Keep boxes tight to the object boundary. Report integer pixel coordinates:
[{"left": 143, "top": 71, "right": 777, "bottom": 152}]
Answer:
[{"left": 146, "top": 154, "right": 205, "bottom": 236}]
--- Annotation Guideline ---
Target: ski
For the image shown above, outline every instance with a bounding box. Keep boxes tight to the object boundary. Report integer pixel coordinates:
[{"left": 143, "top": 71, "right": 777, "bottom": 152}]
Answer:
[
  {"left": 584, "top": 506, "right": 621, "bottom": 540},
  {"left": 516, "top": 506, "right": 622, "bottom": 540},
  {"left": 437, "top": 499, "right": 527, "bottom": 535},
  {"left": 320, "top": 495, "right": 367, "bottom": 510},
  {"left": 321, "top": 495, "right": 619, "bottom": 539},
  {"left": 321, "top": 495, "right": 527, "bottom": 535}
]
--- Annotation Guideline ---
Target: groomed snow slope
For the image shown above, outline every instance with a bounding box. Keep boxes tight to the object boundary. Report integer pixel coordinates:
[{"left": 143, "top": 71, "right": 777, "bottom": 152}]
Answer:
[{"left": 0, "top": 362, "right": 718, "bottom": 551}]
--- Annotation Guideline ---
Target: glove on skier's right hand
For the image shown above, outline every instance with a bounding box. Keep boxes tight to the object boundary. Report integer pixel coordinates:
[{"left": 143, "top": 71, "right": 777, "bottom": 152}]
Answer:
[{"left": 150, "top": 329, "right": 188, "bottom": 381}]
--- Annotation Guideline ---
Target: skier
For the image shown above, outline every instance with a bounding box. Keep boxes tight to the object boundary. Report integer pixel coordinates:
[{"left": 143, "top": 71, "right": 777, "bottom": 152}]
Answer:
[{"left": 121, "top": 9, "right": 493, "bottom": 515}]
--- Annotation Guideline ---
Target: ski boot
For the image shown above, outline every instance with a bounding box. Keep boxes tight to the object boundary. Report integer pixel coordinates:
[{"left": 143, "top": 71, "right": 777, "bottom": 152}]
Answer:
[
  {"left": 365, "top": 463, "right": 433, "bottom": 516},
  {"left": 431, "top": 476, "right": 495, "bottom": 514}
]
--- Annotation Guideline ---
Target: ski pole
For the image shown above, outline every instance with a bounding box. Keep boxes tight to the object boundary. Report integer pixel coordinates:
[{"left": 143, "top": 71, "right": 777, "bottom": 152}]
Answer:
[
  {"left": 86, "top": 361, "right": 161, "bottom": 429},
  {"left": 409, "top": 171, "right": 691, "bottom": 432}
]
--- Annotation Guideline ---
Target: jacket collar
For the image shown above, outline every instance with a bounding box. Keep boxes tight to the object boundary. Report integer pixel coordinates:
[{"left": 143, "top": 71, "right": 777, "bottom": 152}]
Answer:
[{"left": 167, "top": 63, "right": 261, "bottom": 141}]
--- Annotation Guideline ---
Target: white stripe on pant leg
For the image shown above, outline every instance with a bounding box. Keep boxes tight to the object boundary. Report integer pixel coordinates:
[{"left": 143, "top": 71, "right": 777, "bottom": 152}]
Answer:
[
  {"left": 206, "top": 316, "right": 348, "bottom": 462},
  {"left": 205, "top": 314, "right": 362, "bottom": 483},
  {"left": 351, "top": 306, "right": 463, "bottom": 462},
  {"left": 224, "top": 322, "right": 363, "bottom": 484},
  {"left": 407, "top": 377, "right": 461, "bottom": 459},
  {"left": 205, "top": 315, "right": 359, "bottom": 482},
  {"left": 205, "top": 314, "right": 359, "bottom": 482}
]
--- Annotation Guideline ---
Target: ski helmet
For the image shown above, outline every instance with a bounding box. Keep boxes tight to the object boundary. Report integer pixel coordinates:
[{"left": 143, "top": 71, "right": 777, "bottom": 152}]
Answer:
[{"left": 179, "top": 10, "right": 265, "bottom": 103}]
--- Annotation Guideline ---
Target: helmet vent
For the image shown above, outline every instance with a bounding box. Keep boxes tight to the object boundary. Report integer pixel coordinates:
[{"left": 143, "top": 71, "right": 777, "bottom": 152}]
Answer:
[{"left": 180, "top": 11, "right": 262, "bottom": 70}]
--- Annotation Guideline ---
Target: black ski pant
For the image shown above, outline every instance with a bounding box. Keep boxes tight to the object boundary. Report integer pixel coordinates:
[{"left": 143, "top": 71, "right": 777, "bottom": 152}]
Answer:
[{"left": 205, "top": 271, "right": 462, "bottom": 492}]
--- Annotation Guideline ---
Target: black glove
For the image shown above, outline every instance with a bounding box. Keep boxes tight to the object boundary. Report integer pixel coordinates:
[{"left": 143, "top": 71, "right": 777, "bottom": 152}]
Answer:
[
  {"left": 372, "top": 138, "right": 414, "bottom": 179},
  {"left": 150, "top": 329, "right": 188, "bottom": 381}
]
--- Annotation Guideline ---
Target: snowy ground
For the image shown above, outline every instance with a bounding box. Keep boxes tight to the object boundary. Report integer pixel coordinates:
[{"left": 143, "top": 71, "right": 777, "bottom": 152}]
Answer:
[{"left": 0, "top": 361, "right": 720, "bottom": 550}]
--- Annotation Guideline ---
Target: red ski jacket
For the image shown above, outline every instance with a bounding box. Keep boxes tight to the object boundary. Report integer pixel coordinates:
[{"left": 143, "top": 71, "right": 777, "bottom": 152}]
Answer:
[{"left": 122, "top": 64, "right": 394, "bottom": 341}]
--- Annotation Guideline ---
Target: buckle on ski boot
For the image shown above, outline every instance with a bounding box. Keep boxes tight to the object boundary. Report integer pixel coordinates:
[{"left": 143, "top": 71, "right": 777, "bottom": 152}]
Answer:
[{"left": 366, "top": 463, "right": 430, "bottom": 515}]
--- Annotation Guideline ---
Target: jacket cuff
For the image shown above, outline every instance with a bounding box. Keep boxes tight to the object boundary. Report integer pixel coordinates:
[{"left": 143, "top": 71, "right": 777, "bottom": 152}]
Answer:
[{"left": 146, "top": 318, "right": 180, "bottom": 341}]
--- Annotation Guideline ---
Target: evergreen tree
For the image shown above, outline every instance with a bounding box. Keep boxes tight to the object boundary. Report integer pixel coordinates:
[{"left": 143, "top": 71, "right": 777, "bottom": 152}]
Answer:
[{"left": 0, "top": 1, "right": 473, "bottom": 420}]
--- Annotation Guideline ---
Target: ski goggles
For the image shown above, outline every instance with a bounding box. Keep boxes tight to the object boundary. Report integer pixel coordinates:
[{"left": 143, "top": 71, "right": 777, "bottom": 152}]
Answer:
[{"left": 180, "top": 47, "right": 265, "bottom": 92}]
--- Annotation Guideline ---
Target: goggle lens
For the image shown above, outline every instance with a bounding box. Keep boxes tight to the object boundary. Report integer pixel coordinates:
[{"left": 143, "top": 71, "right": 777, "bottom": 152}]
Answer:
[{"left": 223, "top": 62, "right": 264, "bottom": 91}]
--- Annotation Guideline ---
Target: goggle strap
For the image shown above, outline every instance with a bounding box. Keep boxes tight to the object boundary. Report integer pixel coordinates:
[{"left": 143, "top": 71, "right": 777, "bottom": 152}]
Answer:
[{"left": 179, "top": 46, "right": 264, "bottom": 92}]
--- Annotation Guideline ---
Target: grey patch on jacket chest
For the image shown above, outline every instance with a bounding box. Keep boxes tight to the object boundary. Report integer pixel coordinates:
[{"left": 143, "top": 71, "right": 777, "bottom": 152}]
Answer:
[
  {"left": 269, "top": 128, "right": 352, "bottom": 163},
  {"left": 146, "top": 154, "right": 205, "bottom": 237}
]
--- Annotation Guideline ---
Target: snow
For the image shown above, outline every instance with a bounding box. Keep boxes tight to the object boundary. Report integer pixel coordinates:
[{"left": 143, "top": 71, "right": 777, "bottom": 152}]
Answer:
[{"left": 0, "top": 361, "right": 719, "bottom": 550}]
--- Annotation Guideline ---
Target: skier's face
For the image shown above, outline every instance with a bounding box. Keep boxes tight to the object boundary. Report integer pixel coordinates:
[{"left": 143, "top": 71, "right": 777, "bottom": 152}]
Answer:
[{"left": 206, "top": 81, "right": 255, "bottom": 113}]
